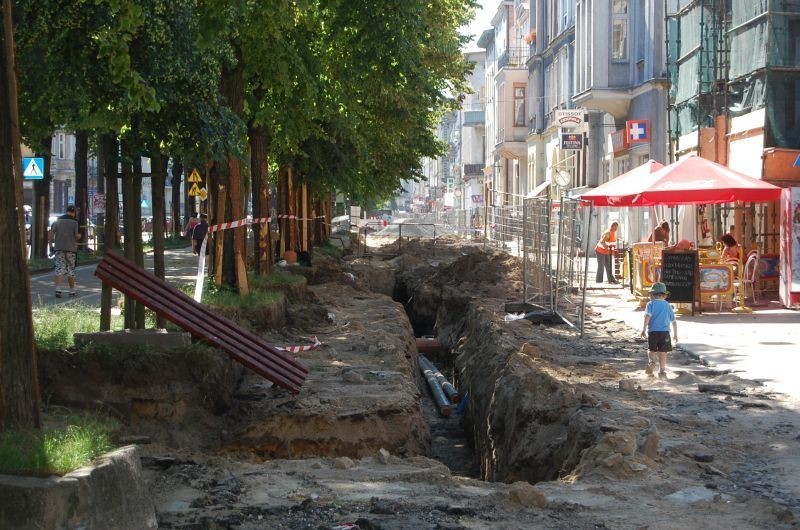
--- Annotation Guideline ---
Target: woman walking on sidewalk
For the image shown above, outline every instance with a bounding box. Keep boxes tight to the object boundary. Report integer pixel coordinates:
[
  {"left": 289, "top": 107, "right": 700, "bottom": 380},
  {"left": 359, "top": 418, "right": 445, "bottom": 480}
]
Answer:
[{"left": 595, "top": 222, "right": 619, "bottom": 284}]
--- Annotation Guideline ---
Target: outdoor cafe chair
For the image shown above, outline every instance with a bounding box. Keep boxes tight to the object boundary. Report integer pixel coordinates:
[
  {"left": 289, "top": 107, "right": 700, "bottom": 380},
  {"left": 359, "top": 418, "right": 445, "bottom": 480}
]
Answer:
[{"left": 736, "top": 252, "right": 761, "bottom": 305}]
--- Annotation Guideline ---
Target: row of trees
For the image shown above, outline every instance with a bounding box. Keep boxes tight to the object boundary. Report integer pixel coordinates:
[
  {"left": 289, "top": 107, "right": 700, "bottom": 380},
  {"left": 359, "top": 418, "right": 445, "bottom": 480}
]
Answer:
[{"left": 1, "top": 0, "right": 477, "bottom": 430}]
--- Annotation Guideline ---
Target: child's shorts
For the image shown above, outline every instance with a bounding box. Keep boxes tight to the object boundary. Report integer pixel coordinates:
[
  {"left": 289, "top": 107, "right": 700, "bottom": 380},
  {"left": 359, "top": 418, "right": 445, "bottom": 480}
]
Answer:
[{"left": 647, "top": 331, "right": 672, "bottom": 352}]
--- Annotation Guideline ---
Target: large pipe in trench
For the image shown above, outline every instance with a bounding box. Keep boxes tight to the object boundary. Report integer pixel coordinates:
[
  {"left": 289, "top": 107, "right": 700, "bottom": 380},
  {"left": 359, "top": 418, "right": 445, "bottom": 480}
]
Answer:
[
  {"left": 419, "top": 355, "right": 460, "bottom": 410},
  {"left": 419, "top": 356, "right": 461, "bottom": 404},
  {"left": 418, "top": 356, "right": 452, "bottom": 417},
  {"left": 416, "top": 337, "right": 442, "bottom": 355}
]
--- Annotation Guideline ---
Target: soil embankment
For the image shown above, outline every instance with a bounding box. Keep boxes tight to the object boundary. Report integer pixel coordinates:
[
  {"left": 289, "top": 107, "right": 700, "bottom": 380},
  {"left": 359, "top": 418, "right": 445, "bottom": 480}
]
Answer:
[{"left": 37, "top": 240, "right": 800, "bottom": 528}]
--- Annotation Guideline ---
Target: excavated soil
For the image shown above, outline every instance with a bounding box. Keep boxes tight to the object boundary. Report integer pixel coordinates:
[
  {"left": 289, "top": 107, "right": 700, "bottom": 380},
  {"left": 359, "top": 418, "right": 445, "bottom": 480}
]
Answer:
[{"left": 40, "top": 239, "right": 800, "bottom": 528}]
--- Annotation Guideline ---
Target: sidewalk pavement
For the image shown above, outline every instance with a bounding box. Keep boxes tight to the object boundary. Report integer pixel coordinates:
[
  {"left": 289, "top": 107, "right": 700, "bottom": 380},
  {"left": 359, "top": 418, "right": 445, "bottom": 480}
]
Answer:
[
  {"left": 30, "top": 246, "right": 200, "bottom": 308},
  {"left": 584, "top": 281, "right": 800, "bottom": 405}
]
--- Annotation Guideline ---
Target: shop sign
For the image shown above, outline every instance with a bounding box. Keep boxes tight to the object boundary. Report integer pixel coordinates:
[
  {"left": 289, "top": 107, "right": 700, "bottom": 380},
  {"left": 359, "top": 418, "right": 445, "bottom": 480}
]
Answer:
[
  {"left": 560, "top": 132, "right": 584, "bottom": 151},
  {"left": 610, "top": 129, "right": 630, "bottom": 154},
  {"left": 554, "top": 109, "right": 586, "bottom": 129}
]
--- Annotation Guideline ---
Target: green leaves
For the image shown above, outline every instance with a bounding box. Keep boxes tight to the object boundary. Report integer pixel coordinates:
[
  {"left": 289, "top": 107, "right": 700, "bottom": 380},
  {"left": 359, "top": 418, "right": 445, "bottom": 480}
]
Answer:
[{"left": 14, "top": 0, "right": 475, "bottom": 202}]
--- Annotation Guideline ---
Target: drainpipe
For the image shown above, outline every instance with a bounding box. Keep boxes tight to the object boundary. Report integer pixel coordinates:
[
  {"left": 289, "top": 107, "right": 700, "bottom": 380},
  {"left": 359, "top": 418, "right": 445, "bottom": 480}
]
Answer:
[{"left": 418, "top": 356, "right": 453, "bottom": 417}]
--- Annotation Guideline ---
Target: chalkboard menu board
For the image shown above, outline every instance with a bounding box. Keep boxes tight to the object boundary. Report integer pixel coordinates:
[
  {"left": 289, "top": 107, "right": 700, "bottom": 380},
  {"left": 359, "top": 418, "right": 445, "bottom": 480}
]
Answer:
[{"left": 661, "top": 250, "right": 699, "bottom": 308}]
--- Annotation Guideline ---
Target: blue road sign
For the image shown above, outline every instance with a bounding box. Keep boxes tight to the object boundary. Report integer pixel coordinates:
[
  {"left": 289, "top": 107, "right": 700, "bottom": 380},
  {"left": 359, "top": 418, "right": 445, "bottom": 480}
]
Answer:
[
  {"left": 794, "top": 154, "right": 800, "bottom": 167},
  {"left": 22, "top": 157, "right": 45, "bottom": 179}
]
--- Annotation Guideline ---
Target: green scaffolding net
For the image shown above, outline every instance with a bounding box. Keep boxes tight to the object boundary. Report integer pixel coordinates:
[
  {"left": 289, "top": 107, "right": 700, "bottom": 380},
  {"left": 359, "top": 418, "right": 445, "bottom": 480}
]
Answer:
[{"left": 667, "top": 0, "right": 800, "bottom": 147}]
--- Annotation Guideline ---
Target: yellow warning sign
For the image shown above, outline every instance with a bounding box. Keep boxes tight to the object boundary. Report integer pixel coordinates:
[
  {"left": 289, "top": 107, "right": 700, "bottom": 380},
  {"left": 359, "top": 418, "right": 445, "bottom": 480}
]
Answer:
[
  {"left": 188, "top": 182, "right": 201, "bottom": 196},
  {"left": 197, "top": 187, "right": 208, "bottom": 201},
  {"left": 188, "top": 169, "right": 202, "bottom": 183}
]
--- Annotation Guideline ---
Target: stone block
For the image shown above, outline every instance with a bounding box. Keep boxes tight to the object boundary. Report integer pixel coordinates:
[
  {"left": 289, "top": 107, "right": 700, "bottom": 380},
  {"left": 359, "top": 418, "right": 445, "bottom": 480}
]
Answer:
[
  {"left": 74, "top": 329, "right": 191, "bottom": 349},
  {"left": 0, "top": 445, "right": 156, "bottom": 529}
]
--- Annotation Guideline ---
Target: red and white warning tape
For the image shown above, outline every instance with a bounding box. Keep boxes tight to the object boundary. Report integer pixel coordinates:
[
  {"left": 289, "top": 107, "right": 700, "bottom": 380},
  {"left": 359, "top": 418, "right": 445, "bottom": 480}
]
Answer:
[
  {"left": 209, "top": 214, "right": 329, "bottom": 231},
  {"left": 275, "top": 336, "right": 322, "bottom": 353},
  {"left": 209, "top": 216, "right": 271, "bottom": 232}
]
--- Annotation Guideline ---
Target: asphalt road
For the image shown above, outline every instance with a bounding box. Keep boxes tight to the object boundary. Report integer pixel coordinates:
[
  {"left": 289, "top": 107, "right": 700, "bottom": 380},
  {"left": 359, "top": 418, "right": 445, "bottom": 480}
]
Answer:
[{"left": 29, "top": 245, "right": 201, "bottom": 308}]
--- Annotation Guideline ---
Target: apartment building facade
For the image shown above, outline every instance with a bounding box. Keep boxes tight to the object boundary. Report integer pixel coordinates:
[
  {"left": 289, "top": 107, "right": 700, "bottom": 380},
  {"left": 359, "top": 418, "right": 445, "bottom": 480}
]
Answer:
[
  {"left": 456, "top": 51, "right": 487, "bottom": 212},
  {"left": 478, "top": 0, "right": 530, "bottom": 205}
]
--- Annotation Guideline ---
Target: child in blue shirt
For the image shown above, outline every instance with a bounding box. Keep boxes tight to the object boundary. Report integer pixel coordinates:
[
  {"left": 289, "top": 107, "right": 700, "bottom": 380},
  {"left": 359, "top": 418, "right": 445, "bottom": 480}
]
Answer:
[{"left": 641, "top": 282, "right": 678, "bottom": 378}]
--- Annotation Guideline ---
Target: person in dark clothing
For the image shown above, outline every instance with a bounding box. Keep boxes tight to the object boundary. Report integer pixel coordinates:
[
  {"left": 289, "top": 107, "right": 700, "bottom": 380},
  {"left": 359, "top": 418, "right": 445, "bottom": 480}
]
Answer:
[
  {"left": 192, "top": 213, "right": 210, "bottom": 255},
  {"left": 648, "top": 221, "right": 670, "bottom": 243}
]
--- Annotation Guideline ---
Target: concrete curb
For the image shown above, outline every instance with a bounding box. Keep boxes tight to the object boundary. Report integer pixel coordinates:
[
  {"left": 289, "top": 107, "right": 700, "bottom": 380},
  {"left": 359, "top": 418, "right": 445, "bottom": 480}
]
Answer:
[{"left": 0, "top": 445, "right": 157, "bottom": 529}]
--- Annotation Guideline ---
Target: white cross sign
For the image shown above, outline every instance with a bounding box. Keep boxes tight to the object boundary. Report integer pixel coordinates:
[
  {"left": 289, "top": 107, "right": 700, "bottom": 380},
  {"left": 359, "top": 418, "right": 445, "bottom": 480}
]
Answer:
[
  {"left": 22, "top": 157, "right": 44, "bottom": 179},
  {"left": 629, "top": 122, "right": 646, "bottom": 141}
]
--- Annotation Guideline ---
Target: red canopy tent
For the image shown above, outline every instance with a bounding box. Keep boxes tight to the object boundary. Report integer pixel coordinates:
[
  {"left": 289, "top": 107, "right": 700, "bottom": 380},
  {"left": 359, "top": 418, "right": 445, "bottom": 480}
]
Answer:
[
  {"left": 629, "top": 155, "right": 781, "bottom": 206},
  {"left": 580, "top": 159, "right": 664, "bottom": 206}
]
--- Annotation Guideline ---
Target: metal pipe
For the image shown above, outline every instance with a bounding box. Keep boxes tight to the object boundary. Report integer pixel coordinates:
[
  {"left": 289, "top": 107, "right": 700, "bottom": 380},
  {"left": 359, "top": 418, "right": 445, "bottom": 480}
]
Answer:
[
  {"left": 415, "top": 337, "right": 442, "bottom": 354},
  {"left": 419, "top": 355, "right": 460, "bottom": 405},
  {"left": 418, "top": 356, "right": 453, "bottom": 416}
]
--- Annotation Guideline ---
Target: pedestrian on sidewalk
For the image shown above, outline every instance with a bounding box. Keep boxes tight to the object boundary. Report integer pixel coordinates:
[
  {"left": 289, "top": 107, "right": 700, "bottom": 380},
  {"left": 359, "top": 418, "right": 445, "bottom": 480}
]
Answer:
[
  {"left": 191, "top": 213, "right": 210, "bottom": 255},
  {"left": 49, "top": 205, "right": 81, "bottom": 298},
  {"left": 595, "top": 221, "right": 619, "bottom": 284},
  {"left": 184, "top": 212, "right": 200, "bottom": 240},
  {"left": 641, "top": 282, "right": 677, "bottom": 378}
]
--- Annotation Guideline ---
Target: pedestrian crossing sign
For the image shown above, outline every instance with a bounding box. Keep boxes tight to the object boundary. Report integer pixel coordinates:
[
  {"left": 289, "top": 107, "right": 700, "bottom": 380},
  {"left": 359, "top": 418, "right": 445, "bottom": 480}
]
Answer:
[
  {"left": 22, "top": 157, "right": 44, "bottom": 179},
  {"left": 188, "top": 169, "right": 202, "bottom": 183},
  {"left": 188, "top": 182, "right": 202, "bottom": 197}
]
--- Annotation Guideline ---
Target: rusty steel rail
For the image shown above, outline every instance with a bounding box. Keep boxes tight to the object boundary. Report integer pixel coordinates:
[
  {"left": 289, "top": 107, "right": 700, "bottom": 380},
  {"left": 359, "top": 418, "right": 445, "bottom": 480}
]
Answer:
[{"left": 94, "top": 251, "right": 308, "bottom": 393}]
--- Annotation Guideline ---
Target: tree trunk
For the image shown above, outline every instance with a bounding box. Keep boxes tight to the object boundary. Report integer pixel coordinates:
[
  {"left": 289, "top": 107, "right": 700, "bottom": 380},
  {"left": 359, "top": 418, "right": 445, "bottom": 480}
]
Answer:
[
  {"left": 171, "top": 158, "right": 183, "bottom": 238},
  {"left": 74, "top": 130, "right": 89, "bottom": 249},
  {"left": 278, "top": 166, "right": 288, "bottom": 258},
  {"left": 152, "top": 153, "right": 167, "bottom": 328},
  {"left": 132, "top": 155, "right": 145, "bottom": 329},
  {"left": 249, "top": 124, "right": 272, "bottom": 275},
  {"left": 183, "top": 162, "right": 193, "bottom": 228},
  {"left": 32, "top": 136, "right": 52, "bottom": 260},
  {"left": 99, "top": 133, "right": 118, "bottom": 331},
  {"left": 218, "top": 50, "right": 248, "bottom": 294},
  {"left": 0, "top": 0, "right": 41, "bottom": 431},
  {"left": 121, "top": 141, "right": 137, "bottom": 330}
]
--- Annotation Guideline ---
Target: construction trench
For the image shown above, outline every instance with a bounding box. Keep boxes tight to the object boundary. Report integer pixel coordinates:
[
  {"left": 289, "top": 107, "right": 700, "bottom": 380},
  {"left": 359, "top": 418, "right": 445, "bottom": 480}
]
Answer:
[{"left": 33, "top": 240, "right": 800, "bottom": 528}]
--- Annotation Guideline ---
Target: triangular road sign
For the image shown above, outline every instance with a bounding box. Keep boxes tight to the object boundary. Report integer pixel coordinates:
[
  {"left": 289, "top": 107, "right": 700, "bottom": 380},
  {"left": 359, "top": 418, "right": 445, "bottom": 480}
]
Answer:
[
  {"left": 188, "top": 182, "right": 201, "bottom": 196},
  {"left": 23, "top": 157, "right": 44, "bottom": 178},
  {"left": 188, "top": 169, "right": 202, "bottom": 183}
]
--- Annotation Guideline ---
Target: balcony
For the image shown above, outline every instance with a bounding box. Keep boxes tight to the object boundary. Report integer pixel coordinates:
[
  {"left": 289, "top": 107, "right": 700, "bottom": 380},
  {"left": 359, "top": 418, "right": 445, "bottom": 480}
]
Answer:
[
  {"left": 498, "top": 47, "right": 530, "bottom": 70},
  {"left": 463, "top": 110, "right": 485, "bottom": 126}
]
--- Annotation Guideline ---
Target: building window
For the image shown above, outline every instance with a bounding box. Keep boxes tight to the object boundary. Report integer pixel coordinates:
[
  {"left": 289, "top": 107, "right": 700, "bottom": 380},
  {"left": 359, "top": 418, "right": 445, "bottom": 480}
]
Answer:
[
  {"left": 57, "top": 133, "right": 66, "bottom": 159},
  {"left": 612, "top": 0, "right": 628, "bottom": 61},
  {"left": 514, "top": 86, "right": 526, "bottom": 126}
]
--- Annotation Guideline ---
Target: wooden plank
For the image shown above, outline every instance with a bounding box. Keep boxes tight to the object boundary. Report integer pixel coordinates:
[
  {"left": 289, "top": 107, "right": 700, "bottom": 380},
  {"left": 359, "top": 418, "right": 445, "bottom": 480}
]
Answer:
[{"left": 95, "top": 252, "right": 307, "bottom": 393}]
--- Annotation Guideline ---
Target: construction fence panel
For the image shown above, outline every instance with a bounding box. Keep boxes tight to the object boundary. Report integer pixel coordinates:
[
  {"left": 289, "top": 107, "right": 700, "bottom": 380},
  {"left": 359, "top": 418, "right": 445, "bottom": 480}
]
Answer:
[
  {"left": 522, "top": 196, "right": 554, "bottom": 311},
  {"left": 485, "top": 190, "right": 525, "bottom": 256},
  {"left": 553, "top": 198, "right": 590, "bottom": 332}
]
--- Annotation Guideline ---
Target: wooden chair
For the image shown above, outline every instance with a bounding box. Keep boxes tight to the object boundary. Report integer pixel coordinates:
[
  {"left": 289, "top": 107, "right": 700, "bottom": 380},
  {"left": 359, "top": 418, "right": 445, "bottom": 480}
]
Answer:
[{"left": 736, "top": 252, "right": 761, "bottom": 305}]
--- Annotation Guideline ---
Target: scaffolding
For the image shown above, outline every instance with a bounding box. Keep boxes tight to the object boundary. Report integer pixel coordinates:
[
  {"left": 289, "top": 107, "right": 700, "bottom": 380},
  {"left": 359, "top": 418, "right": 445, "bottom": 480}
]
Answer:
[{"left": 667, "top": 0, "right": 800, "bottom": 151}]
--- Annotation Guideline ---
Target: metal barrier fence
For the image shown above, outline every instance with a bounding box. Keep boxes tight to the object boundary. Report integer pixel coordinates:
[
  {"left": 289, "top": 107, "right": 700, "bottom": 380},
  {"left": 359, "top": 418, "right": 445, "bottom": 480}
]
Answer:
[
  {"left": 552, "top": 198, "right": 591, "bottom": 333},
  {"left": 488, "top": 194, "right": 591, "bottom": 335},
  {"left": 484, "top": 191, "right": 525, "bottom": 255},
  {"left": 521, "top": 197, "right": 553, "bottom": 310},
  {"left": 359, "top": 222, "right": 439, "bottom": 256}
]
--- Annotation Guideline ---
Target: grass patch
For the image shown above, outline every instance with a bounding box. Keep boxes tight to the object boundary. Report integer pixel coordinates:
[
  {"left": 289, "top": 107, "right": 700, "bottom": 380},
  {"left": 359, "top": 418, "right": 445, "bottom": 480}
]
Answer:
[
  {"left": 143, "top": 234, "right": 190, "bottom": 252},
  {"left": 0, "top": 411, "right": 119, "bottom": 476},
  {"left": 33, "top": 304, "right": 125, "bottom": 351},
  {"left": 248, "top": 271, "right": 305, "bottom": 290},
  {"left": 33, "top": 304, "right": 160, "bottom": 351},
  {"left": 199, "top": 281, "right": 284, "bottom": 328},
  {"left": 314, "top": 240, "right": 344, "bottom": 259}
]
